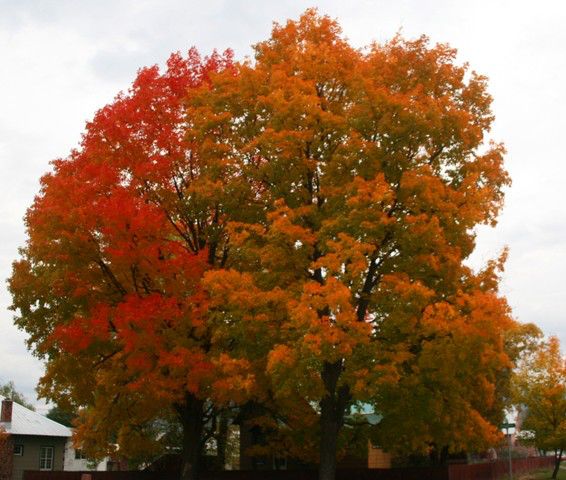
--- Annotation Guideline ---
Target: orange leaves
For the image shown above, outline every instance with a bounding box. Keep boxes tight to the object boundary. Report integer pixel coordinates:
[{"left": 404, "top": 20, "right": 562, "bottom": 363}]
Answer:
[
  {"left": 267, "top": 201, "right": 317, "bottom": 248},
  {"left": 9, "top": 9, "right": 519, "bottom": 468},
  {"left": 381, "top": 273, "right": 436, "bottom": 306},
  {"left": 210, "top": 354, "right": 255, "bottom": 404},
  {"left": 346, "top": 175, "right": 392, "bottom": 210},
  {"left": 203, "top": 269, "right": 262, "bottom": 312},
  {"left": 254, "top": 8, "right": 356, "bottom": 89},
  {"left": 312, "top": 233, "right": 374, "bottom": 279},
  {"left": 267, "top": 345, "right": 296, "bottom": 375},
  {"left": 181, "top": 12, "right": 515, "bottom": 460}
]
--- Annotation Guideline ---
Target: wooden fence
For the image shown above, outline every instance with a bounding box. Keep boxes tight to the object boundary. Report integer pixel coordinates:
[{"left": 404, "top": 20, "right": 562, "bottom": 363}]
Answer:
[
  {"left": 23, "top": 456, "right": 554, "bottom": 480},
  {"left": 24, "top": 470, "right": 446, "bottom": 480},
  {"left": 448, "top": 456, "right": 554, "bottom": 480}
]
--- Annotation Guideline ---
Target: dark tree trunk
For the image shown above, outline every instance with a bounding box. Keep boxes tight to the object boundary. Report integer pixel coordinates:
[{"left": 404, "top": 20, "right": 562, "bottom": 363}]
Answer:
[
  {"left": 176, "top": 394, "right": 205, "bottom": 480},
  {"left": 319, "top": 360, "right": 351, "bottom": 480},
  {"left": 552, "top": 448, "right": 563, "bottom": 479},
  {"left": 216, "top": 410, "right": 229, "bottom": 470},
  {"left": 428, "top": 444, "right": 450, "bottom": 465}
]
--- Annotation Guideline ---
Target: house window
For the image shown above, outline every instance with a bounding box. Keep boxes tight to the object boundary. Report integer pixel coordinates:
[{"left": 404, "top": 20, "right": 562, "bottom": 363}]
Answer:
[
  {"left": 75, "top": 449, "right": 87, "bottom": 460},
  {"left": 14, "top": 444, "right": 24, "bottom": 456},
  {"left": 39, "top": 446, "right": 54, "bottom": 471}
]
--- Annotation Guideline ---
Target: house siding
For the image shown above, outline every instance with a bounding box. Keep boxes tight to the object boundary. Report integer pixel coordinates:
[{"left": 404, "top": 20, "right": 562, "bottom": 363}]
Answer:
[
  {"left": 11, "top": 435, "right": 66, "bottom": 480},
  {"left": 63, "top": 439, "right": 109, "bottom": 471}
]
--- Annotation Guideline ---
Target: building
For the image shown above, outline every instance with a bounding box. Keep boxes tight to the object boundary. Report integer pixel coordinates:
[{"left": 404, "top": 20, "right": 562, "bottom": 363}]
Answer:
[
  {"left": 0, "top": 396, "right": 71, "bottom": 480},
  {"left": 63, "top": 439, "right": 111, "bottom": 472}
]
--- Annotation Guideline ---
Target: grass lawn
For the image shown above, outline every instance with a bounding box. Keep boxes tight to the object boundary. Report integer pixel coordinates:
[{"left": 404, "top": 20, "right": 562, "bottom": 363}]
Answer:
[{"left": 499, "top": 468, "right": 562, "bottom": 480}]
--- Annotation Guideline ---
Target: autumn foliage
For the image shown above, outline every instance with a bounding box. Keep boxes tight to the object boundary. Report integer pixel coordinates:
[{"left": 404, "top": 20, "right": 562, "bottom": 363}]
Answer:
[
  {"left": 10, "top": 48, "right": 247, "bottom": 477},
  {"left": 189, "top": 10, "right": 514, "bottom": 479},
  {"left": 513, "top": 337, "right": 566, "bottom": 479},
  {"left": 10, "top": 9, "right": 517, "bottom": 480}
]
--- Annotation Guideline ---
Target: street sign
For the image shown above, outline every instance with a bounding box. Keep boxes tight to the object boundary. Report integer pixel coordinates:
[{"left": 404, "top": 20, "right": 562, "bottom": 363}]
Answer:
[{"left": 501, "top": 422, "right": 516, "bottom": 429}]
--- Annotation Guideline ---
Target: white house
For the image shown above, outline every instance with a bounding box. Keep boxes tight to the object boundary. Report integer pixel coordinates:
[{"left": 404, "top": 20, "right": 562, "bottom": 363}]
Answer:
[{"left": 63, "top": 438, "right": 109, "bottom": 471}]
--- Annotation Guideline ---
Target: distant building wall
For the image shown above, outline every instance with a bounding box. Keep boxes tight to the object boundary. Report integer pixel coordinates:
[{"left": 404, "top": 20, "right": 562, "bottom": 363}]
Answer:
[
  {"left": 368, "top": 442, "right": 392, "bottom": 468},
  {"left": 11, "top": 435, "right": 66, "bottom": 480},
  {"left": 63, "top": 440, "right": 109, "bottom": 471}
]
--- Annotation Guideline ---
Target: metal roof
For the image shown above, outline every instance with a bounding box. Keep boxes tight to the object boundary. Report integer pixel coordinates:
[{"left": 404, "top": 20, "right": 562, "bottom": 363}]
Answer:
[{"left": 0, "top": 396, "right": 72, "bottom": 437}]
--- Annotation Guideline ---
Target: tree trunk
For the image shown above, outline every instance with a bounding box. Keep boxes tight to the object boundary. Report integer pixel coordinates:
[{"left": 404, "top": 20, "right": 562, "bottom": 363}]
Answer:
[
  {"left": 176, "top": 394, "right": 205, "bottom": 480},
  {"left": 319, "top": 360, "right": 350, "bottom": 480},
  {"left": 216, "top": 410, "right": 229, "bottom": 470},
  {"left": 552, "top": 448, "right": 563, "bottom": 479}
]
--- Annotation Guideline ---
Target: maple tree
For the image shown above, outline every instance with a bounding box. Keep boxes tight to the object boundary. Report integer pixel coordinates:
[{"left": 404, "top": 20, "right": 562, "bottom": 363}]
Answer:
[
  {"left": 10, "top": 9, "right": 519, "bottom": 480},
  {"left": 189, "top": 10, "right": 515, "bottom": 480},
  {"left": 8, "top": 48, "right": 256, "bottom": 480},
  {"left": 513, "top": 336, "right": 566, "bottom": 479}
]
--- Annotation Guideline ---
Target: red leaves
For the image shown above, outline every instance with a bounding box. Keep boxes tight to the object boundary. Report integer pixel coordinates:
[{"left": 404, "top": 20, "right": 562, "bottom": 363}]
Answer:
[{"left": 10, "top": 48, "right": 241, "bottom": 445}]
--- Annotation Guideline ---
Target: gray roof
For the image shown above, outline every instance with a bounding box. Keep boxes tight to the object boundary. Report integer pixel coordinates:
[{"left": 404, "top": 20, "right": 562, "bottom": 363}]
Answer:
[{"left": 0, "top": 396, "right": 72, "bottom": 437}]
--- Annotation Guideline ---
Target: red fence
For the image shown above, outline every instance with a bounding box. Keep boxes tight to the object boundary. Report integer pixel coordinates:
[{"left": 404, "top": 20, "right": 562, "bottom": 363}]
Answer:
[
  {"left": 24, "top": 470, "right": 446, "bottom": 480},
  {"left": 23, "top": 474, "right": 178, "bottom": 480},
  {"left": 23, "top": 457, "right": 554, "bottom": 480},
  {"left": 448, "top": 456, "right": 554, "bottom": 480}
]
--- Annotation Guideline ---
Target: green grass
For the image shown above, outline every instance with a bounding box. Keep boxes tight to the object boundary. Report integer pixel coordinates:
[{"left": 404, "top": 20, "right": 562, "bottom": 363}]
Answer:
[{"left": 499, "top": 468, "right": 561, "bottom": 480}]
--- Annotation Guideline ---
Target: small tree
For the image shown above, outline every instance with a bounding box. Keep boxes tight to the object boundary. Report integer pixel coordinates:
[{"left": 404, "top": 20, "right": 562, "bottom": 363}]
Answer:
[
  {"left": 514, "top": 336, "right": 566, "bottom": 479},
  {"left": 0, "top": 381, "right": 35, "bottom": 410},
  {"left": 46, "top": 406, "right": 76, "bottom": 427}
]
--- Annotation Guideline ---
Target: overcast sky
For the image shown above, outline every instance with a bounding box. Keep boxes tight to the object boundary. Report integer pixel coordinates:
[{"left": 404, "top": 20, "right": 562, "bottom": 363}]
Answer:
[{"left": 1, "top": 0, "right": 565, "bottom": 410}]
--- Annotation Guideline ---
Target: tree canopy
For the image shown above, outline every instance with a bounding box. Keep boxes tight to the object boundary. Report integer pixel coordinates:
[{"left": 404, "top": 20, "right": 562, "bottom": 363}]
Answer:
[
  {"left": 10, "top": 9, "right": 517, "bottom": 480},
  {"left": 191, "top": 10, "right": 514, "bottom": 479},
  {"left": 9, "top": 48, "right": 246, "bottom": 479},
  {"left": 46, "top": 405, "right": 76, "bottom": 428},
  {"left": 0, "top": 381, "right": 35, "bottom": 411},
  {"left": 514, "top": 336, "right": 566, "bottom": 479}
]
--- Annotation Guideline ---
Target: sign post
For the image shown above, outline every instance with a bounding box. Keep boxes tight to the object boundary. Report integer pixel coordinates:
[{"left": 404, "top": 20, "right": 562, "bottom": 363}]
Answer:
[{"left": 501, "top": 422, "right": 516, "bottom": 480}]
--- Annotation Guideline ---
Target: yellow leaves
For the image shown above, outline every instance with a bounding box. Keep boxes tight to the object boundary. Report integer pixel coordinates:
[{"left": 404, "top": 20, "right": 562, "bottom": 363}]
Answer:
[{"left": 515, "top": 337, "right": 566, "bottom": 407}]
